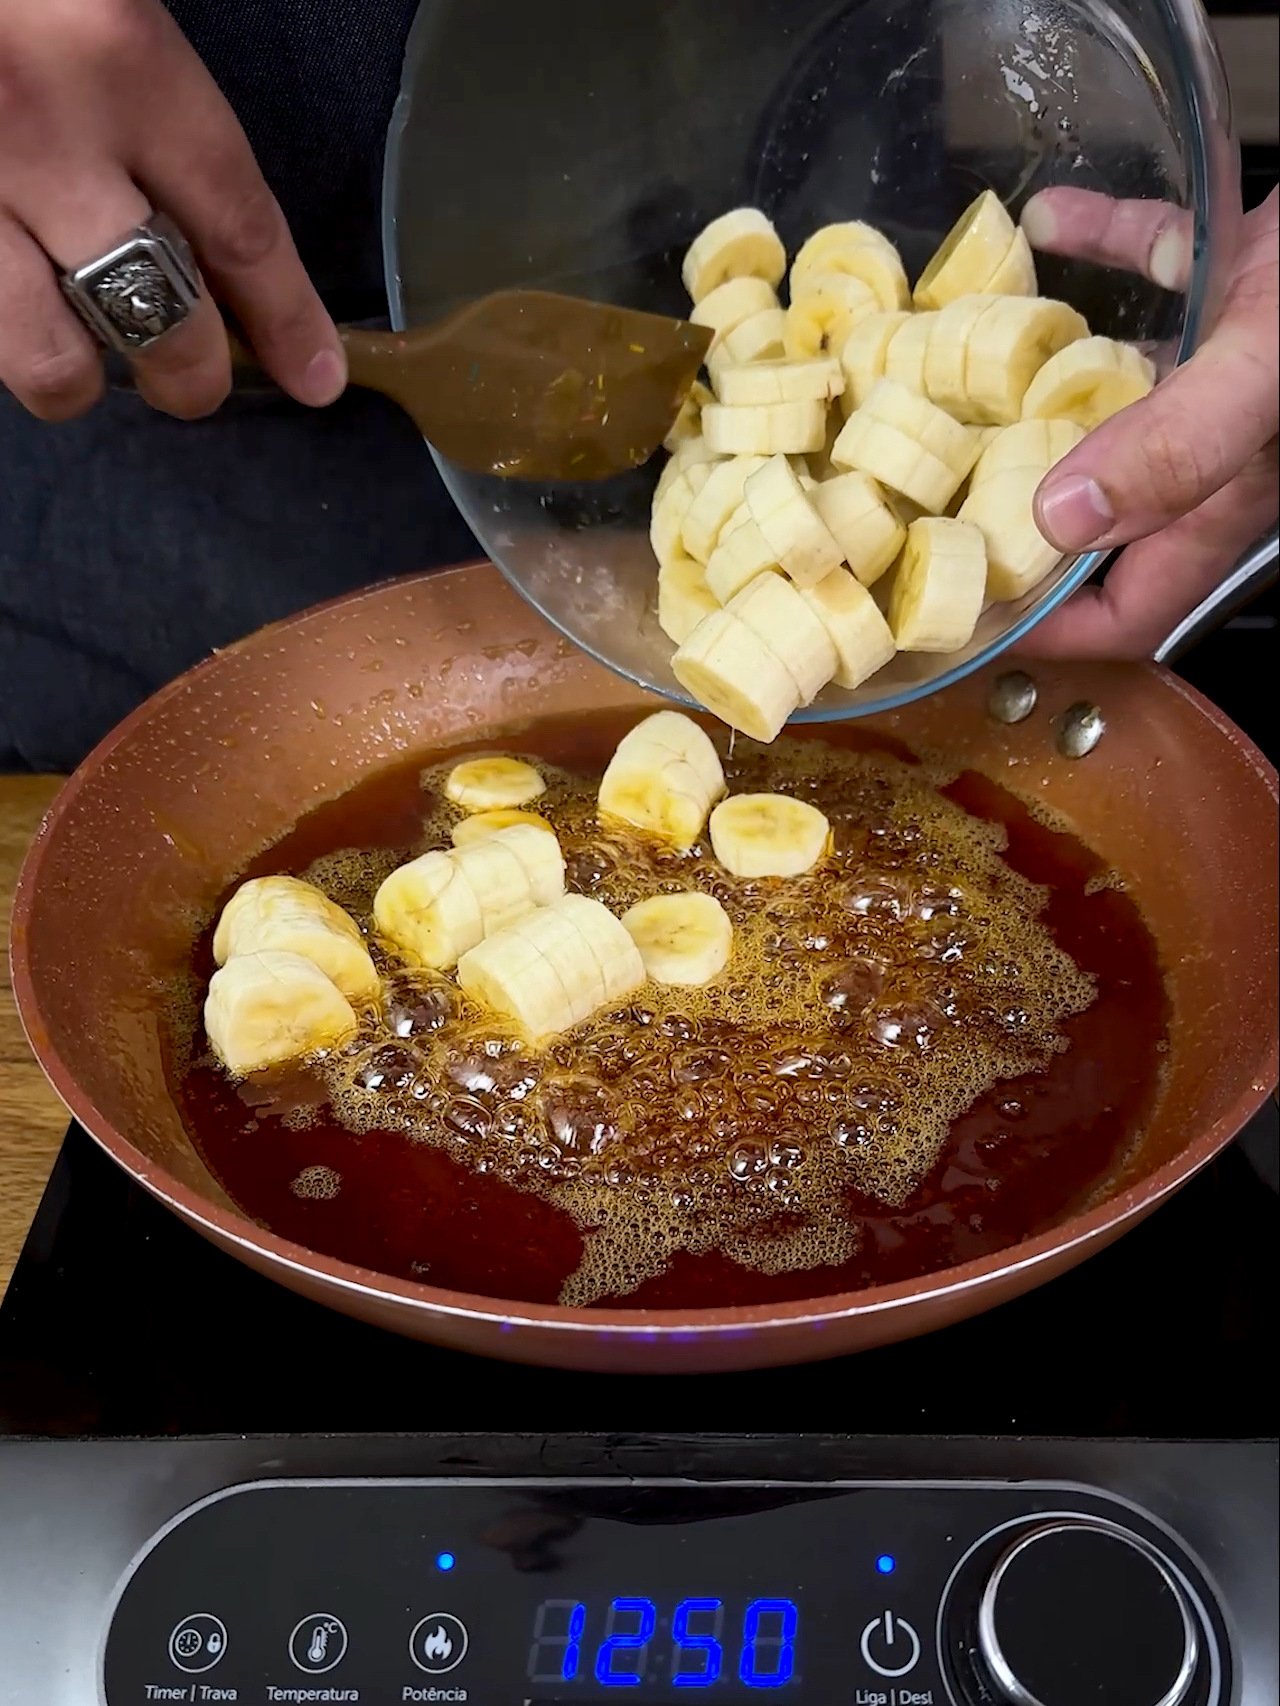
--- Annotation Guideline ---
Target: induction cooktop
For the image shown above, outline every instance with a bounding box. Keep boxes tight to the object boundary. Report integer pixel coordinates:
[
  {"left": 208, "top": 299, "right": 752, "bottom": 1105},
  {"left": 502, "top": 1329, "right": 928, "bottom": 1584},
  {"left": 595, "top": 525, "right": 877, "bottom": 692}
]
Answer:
[{"left": 1, "top": 487, "right": 1276, "bottom": 1706}]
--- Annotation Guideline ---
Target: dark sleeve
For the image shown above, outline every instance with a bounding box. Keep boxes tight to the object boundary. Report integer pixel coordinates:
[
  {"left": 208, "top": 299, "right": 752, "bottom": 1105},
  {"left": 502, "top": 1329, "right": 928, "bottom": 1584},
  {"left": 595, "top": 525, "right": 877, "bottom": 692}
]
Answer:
[
  {"left": 162, "top": 0, "right": 422, "bottom": 323},
  {"left": 0, "top": 385, "right": 477, "bottom": 774}
]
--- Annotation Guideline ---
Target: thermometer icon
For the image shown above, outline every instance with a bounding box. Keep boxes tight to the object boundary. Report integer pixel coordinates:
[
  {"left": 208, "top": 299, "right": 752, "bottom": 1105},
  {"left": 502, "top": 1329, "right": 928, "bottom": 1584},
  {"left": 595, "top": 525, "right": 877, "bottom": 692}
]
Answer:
[{"left": 290, "top": 1614, "right": 348, "bottom": 1673}]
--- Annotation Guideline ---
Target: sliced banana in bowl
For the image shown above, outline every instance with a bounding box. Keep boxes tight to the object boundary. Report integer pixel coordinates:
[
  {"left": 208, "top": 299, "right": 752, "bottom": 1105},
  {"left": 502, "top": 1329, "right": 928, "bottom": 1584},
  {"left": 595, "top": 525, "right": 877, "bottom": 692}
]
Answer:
[{"left": 625, "top": 194, "right": 1162, "bottom": 739}]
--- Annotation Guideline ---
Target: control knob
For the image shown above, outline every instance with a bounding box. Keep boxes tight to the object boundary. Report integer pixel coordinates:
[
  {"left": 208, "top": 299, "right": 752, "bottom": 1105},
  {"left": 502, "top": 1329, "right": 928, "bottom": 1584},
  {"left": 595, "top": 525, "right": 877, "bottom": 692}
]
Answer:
[{"left": 970, "top": 1518, "right": 1200, "bottom": 1706}]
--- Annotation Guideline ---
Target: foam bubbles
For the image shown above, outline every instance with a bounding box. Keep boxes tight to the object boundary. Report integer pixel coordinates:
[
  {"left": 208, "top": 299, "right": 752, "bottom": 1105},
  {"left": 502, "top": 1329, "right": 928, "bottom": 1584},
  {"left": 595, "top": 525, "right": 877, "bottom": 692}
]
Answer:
[
  {"left": 290, "top": 1164, "right": 341, "bottom": 1200},
  {"left": 273, "top": 737, "right": 1097, "bottom": 1306}
]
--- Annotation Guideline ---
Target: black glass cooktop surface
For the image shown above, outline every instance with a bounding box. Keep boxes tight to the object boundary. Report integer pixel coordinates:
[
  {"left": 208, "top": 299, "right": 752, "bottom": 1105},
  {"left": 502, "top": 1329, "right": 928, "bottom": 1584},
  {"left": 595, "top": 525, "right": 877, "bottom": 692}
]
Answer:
[{"left": 0, "top": 1106, "right": 1274, "bottom": 1440}]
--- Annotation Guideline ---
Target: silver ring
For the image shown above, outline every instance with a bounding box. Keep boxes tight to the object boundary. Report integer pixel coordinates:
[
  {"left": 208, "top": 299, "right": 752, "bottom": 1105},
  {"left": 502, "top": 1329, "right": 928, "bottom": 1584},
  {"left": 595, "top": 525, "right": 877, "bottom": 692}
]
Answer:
[{"left": 59, "top": 211, "right": 200, "bottom": 355}]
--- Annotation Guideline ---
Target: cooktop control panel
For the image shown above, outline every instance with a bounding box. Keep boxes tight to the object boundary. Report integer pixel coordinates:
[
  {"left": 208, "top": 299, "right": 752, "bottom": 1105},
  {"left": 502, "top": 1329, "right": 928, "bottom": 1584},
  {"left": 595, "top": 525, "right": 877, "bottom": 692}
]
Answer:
[{"left": 104, "top": 1480, "right": 1230, "bottom": 1706}]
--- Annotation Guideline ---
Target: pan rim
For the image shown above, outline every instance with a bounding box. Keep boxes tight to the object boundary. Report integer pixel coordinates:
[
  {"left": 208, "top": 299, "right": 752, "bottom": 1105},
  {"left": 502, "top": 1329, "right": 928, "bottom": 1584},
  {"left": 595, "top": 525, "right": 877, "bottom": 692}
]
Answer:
[{"left": 10, "top": 561, "right": 1278, "bottom": 1342}]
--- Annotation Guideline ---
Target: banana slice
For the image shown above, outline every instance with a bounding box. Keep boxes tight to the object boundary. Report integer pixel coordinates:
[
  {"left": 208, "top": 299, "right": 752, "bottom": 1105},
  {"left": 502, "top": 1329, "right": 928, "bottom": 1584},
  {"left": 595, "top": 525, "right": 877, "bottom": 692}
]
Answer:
[
  {"left": 501, "top": 820, "right": 566, "bottom": 903},
  {"left": 958, "top": 466, "right": 1063, "bottom": 601},
  {"left": 743, "top": 454, "right": 845, "bottom": 588},
  {"left": 887, "top": 516, "right": 987, "bottom": 651},
  {"left": 784, "top": 273, "right": 879, "bottom": 360},
  {"left": 374, "top": 851, "right": 483, "bottom": 970},
  {"left": 658, "top": 551, "right": 720, "bottom": 644},
  {"left": 704, "top": 509, "right": 779, "bottom": 604},
  {"left": 621, "top": 891, "right": 733, "bottom": 986},
  {"left": 806, "top": 408, "right": 845, "bottom": 481},
  {"left": 808, "top": 471, "right": 905, "bottom": 586},
  {"left": 557, "top": 891, "right": 648, "bottom": 1004},
  {"left": 374, "top": 823, "right": 562, "bottom": 970},
  {"left": 205, "top": 949, "right": 360, "bottom": 1076},
  {"left": 830, "top": 412, "right": 961, "bottom": 514},
  {"left": 709, "top": 793, "right": 831, "bottom": 877},
  {"left": 448, "top": 837, "right": 537, "bottom": 935},
  {"left": 970, "top": 419, "right": 1085, "bottom": 490},
  {"left": 701, "top": 398, "right": 828, "bottom": 457},
  {"left": 726, "top": 570, "right": 838, "bottom": 703},
  {"left": 913, "top": 190, "right": 1018, "bottom": 310},
  {"left": 985, "top": 227, "right": 1038, "bottom": 296},
  {"left": 508, "top": 903, "right": 606, "bottom": 1023},
  {"left": 688, "top": 276, "right": 779, "bottom": 341},
  {"left": 456, "top": 912, "right": 586, "bottom": 1037},
  {"left": 965, "top": 296, "right": 1091, "bottom": 425},
  {"left": 672, "top": 609, "right": 802, "bottom": 744},
  {"left": 446, "top": 756, "right": 545, "bottom": 812},
  {"left": 663, "top": 379, "right": 715, "bottom": 451},
  {"left": 839, "top": 310, "right": 912, "bottom": 414},
  {"left": 452, "top": 809, "right": 556, "bottom": 849},
  {"left": 635, "top": 708, "right": 727, "bottom": 803},
  {"left": 714, "top": 357, "right": 844, "bottom": 406},
  {"left": 682, "top": 208, "right": 787, "bottom": 303},
  {"left": 457, "top": 895, "right": 644, "bottom": 1044},
  {"left": 800, "top": 567, "right": 897, "bottom": 688},
  {"left": 457, "top": 928, "right": 571, "bottom": 1042},
  {"left": 705, "top": 307, "right": 788, "bottom": 379},
  {"left": 860, "top": 377, "right": 980, "bottom": 479},
  {"left": 212, "top": 875, "right": 379, "bottom": 1005},
  {"left": 598, "top": 710, "right": 725, "bottom": 847},
  {"left": 1020, "top": 335, "right": 1155, "bottom": 429},
  {"left": 924, "top": 294, "right": 1000, "bottom": 418},
  {"left": 651, "top": 460, "right": 713, "bottom": 566},
  {"left": 945, "top": 426, "right": 1002, "bottom": 515},
  {"left": 791, "top": 222, "right": 911, "bottom": 310},
  {"left": 681, "top": 454, "right": 770, "bottom": 563},
  {"left": 883, "top": 311, "right": 939, "bottom": 394},
  {"left": 655, "top": 434, "right": 721, "bottom": 502}
]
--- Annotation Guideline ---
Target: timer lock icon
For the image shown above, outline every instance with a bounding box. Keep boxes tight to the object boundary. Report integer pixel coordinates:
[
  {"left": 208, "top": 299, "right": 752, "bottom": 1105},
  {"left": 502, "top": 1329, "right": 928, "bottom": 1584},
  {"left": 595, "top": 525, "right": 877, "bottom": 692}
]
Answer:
[{"left": 168, "top": 1613, "right": 228, "bottom": 1674}]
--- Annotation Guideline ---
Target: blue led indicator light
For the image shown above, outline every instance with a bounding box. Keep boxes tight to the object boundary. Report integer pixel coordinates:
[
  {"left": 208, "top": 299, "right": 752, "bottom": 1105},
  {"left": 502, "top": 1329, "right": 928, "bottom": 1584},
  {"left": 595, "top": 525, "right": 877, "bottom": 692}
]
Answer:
[
  {"left": 435, "top": 1552, "right": 456, "bottom": 1572},
  {"left": 876, "top": 1554, "right": 896, "bottom": 1575}
]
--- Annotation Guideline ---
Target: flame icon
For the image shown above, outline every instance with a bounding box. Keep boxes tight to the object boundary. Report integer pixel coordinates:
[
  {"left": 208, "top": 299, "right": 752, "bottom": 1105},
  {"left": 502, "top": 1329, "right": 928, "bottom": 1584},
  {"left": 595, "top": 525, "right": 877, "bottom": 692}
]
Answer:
[
  {"left": 423, "top": 1617, "right": 453, "bottom": 1658},
  {"left": 423, "top": 1625, "right": 453, "bottom": 1661},
  {"left": 410, "top": 1611, "right": 468, "bottom": 1674}
]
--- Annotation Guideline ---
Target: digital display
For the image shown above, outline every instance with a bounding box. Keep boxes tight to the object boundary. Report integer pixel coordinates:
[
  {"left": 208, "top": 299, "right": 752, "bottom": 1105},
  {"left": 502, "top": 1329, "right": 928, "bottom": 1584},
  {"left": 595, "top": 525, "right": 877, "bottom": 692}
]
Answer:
[
  {"left": 104, "top": 1478, "right": 1213, "bottom": 1704},
  {"left": 528, "top": 1597, "right": 799, "bottom": 1688}
]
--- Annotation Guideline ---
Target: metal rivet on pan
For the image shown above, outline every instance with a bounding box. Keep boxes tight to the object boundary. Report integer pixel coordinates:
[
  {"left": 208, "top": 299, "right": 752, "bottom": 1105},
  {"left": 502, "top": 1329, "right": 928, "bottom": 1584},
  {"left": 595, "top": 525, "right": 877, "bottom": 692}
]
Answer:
[
  {"left": 1055, "top": 701, "right": 1106, "bottom": 758},
  {"left": 989, "top": 670, "right": 1039, "bottom": 724}
]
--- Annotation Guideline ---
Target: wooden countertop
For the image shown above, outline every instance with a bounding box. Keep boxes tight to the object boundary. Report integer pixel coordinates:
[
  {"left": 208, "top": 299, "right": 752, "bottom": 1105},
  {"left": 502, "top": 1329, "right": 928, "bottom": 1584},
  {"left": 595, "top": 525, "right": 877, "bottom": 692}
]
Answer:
[{"left": 0, "top": 777, "right": 68, "bottom": 1297}]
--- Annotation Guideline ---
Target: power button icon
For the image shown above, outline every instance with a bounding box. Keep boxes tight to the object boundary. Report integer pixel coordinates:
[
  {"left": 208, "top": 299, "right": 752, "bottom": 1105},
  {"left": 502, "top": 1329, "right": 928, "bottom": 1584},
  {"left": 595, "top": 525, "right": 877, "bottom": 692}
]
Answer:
[{"left": 860, "top": 1610, "right": 921, "bottom": 1678}]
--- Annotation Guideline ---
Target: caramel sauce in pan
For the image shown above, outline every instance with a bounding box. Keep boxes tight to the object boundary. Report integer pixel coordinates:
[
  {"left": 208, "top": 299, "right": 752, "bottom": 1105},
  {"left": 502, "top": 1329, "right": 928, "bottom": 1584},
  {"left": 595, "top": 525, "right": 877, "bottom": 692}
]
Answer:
[{"left": 170, "top": 713, "right": 1168, "bottom": 1309}]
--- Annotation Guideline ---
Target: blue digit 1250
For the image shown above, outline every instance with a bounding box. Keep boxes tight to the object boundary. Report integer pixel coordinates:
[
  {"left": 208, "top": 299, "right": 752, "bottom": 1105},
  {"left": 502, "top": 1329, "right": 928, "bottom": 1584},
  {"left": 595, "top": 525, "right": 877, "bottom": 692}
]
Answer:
[{"left": 527, "top": 1597, "right": 798, "bottom": 1687}]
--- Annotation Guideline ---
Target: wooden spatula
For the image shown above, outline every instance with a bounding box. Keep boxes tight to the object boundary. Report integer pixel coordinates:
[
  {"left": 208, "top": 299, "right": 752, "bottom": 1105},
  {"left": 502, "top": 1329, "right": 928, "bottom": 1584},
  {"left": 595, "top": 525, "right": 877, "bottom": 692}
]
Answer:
[{"left": 231, "top": 291, "right": 713, "bottom": 483}]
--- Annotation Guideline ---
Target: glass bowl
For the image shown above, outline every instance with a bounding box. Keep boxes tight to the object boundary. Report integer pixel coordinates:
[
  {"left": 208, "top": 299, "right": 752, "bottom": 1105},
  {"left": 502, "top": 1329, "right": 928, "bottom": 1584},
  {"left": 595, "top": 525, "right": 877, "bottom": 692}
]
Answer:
[{"left": 384, "top": 0, "right": 1236, "bottom": 720}]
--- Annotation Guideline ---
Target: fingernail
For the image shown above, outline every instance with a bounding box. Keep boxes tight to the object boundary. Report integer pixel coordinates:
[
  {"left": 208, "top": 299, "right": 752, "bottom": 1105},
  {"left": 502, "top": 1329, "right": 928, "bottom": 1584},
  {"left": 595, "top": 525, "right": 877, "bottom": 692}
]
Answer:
[
  {"left": 300, "top": 347, "right": 346, "bottom": 406},
  {"left": 1035, "top": 473, "right": 1115, "bottom": 551},
  {"left": 1149, "top": 225, "right": 1190, "bottom": 294},
  {"left": 1019, "top": 197, "right": 1057, "bottom": 251}
]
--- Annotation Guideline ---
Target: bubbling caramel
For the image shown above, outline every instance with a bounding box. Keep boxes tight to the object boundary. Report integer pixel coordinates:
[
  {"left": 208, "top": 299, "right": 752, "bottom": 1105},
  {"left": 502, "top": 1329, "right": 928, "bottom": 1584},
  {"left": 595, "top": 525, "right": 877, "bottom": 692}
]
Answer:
[{"left": 272, "top": 735, "right": 1097, "bottom": 1306}]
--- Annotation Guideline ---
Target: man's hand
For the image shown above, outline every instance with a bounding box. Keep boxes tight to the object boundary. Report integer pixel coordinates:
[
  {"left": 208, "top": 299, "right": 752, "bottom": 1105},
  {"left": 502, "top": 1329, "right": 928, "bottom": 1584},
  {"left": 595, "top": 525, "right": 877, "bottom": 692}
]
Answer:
[
  {"left": 1016, "top": 185, "right": 1278, "bottom": 658},
  {"left": 0, "top": 0, "right": 346, "bottom": 420}
]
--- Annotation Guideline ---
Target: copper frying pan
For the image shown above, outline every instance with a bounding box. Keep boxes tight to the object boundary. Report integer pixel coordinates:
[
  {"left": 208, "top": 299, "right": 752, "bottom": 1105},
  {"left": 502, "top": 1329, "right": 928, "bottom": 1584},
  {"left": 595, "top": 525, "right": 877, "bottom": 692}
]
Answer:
[{"left": 9, "top": 562, "right": 1278, "bottom": 1373}]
